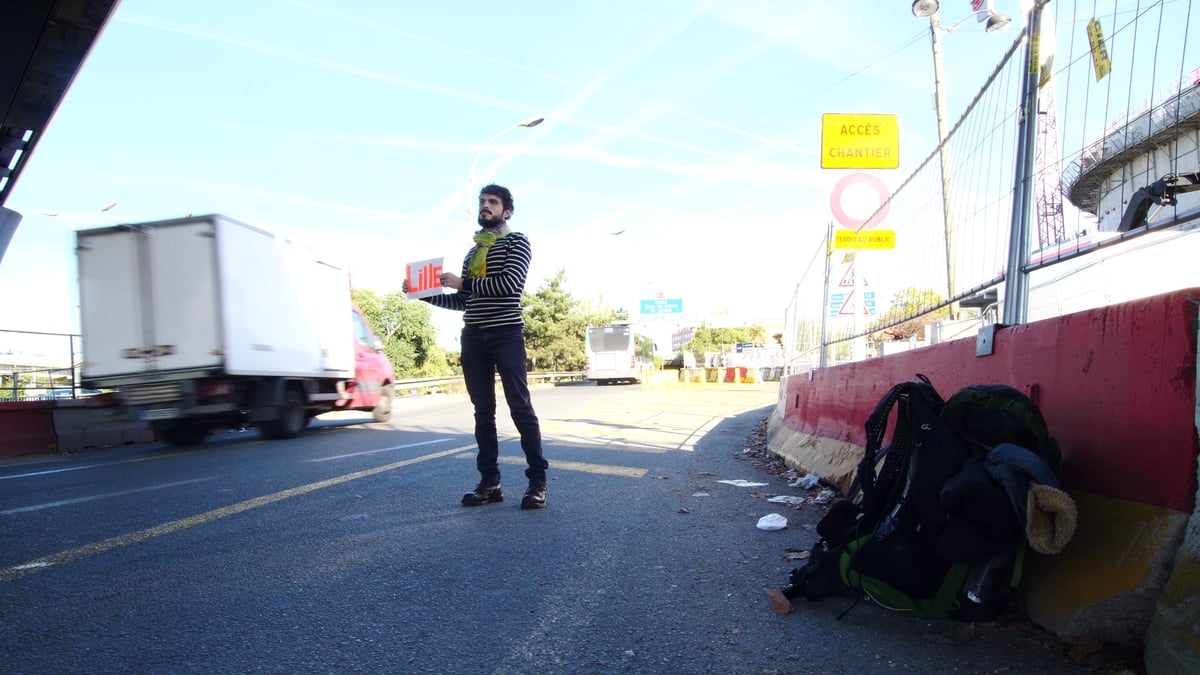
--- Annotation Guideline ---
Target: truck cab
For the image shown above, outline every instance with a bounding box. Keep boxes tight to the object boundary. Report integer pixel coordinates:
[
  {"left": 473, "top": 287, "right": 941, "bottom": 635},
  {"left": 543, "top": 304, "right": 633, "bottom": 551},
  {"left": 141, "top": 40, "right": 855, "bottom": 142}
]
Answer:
[{"left": 341, "top": 305, "right": 396, "bottom": 422}]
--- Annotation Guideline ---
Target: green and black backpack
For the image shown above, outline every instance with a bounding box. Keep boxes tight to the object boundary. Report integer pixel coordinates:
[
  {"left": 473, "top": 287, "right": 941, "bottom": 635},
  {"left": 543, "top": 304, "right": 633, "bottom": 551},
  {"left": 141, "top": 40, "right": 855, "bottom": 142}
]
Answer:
[{"left": 782, "top": 374, "right": 1059, "bottom": 621}]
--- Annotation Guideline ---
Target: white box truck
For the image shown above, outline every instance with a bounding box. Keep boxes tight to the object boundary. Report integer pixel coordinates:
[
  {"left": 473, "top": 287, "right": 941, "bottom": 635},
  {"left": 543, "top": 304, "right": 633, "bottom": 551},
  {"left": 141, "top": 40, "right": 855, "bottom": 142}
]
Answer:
[{"left": 76, "top": 214, "right": 396, "bottom": 446}]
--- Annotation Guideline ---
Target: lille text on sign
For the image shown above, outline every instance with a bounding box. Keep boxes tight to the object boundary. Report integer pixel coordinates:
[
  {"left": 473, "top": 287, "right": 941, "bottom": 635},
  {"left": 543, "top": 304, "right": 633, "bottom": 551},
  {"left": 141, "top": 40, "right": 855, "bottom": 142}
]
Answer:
[{"left": 408, "top": 261, "right": 443, "bottom": 293}]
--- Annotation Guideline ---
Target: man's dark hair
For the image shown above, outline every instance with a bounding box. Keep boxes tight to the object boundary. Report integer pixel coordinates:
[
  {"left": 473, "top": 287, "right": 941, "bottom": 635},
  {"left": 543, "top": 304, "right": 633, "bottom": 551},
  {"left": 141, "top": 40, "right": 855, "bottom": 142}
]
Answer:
[{"left": 480, "top": 184, "right": 514, "bottom": 214}]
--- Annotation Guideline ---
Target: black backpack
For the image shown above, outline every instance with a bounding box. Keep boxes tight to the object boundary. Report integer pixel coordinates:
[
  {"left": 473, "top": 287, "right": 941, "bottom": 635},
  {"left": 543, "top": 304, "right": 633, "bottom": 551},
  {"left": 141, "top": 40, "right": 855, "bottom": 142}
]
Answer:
[
  {"left": 781, "top": 375, "right": 1057, "bottom": 621},
  {"left": 941, "top": 383, "right": 1060, "bottom": 474}
]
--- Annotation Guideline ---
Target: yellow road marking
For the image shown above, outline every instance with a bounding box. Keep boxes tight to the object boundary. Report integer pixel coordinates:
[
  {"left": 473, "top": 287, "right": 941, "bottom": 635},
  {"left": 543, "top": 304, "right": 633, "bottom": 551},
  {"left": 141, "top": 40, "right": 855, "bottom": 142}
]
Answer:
[
  {"left": 496, "top": 456, "right": 646, "bottom": 478},
  {"left": 0, "top": 445, "right": 471, "bottom": 583}
]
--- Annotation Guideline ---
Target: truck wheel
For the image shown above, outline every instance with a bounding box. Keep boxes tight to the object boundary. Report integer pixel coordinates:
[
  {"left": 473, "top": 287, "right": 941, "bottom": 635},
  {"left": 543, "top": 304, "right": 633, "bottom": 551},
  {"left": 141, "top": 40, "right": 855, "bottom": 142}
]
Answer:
[
  {"left": 154, "top": 422, "right": 209, "bottom": 446},
  {"left": 372, "top": 384, "right": 394, "bottom": 423},
  {"left": 261, "top": 388, "right": 306, "bottom": 440}
]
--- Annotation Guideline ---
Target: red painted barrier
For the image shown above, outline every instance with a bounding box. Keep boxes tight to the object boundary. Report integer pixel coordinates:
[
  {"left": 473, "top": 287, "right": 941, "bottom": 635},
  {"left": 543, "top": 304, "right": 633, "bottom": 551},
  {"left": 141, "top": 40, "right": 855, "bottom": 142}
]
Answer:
[
  {"left": 779, "top": 288, "right": 1199, "bottom": 514},
  {"left": 0, "top": 400, "right": 58, "bottom": 457}
]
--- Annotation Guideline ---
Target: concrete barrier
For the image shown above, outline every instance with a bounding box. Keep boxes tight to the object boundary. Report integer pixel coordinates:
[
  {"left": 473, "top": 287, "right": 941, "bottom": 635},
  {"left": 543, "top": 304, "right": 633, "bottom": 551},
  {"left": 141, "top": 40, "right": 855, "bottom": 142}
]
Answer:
[
  {"left": 641, "top": 370, "right": 681, "bottom": 390},
  {"left": 0, "top": 400, "right": 57, "bottom": 457},
  {"left": 0, "top": 399, "right": 155, "bottom": 458},
  {"left": 51, "top": 399, "right": 155, "bottom": 451},
  {"left": 767, "top": 288, "right": 1199, "bottom": 664},
  {"left": 641, "top": 368, "right": 768, "bottom": 390}
]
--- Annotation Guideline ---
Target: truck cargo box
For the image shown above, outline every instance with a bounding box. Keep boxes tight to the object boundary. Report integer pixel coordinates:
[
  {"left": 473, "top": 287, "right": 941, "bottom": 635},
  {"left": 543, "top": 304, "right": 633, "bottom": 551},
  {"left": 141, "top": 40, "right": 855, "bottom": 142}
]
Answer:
[{"left": 78, "top": 215, "right": 354, "bottom": 385}]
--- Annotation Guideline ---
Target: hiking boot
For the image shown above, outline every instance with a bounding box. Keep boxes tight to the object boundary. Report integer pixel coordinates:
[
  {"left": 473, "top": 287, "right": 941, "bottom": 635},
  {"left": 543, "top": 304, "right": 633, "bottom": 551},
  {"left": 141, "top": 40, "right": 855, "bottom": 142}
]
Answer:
[
  {"left": 462, "top": 482, "right": 503, "bottom": 506},
  {"left": 521, "top": 484, "right": 547, "bottom": 510}
]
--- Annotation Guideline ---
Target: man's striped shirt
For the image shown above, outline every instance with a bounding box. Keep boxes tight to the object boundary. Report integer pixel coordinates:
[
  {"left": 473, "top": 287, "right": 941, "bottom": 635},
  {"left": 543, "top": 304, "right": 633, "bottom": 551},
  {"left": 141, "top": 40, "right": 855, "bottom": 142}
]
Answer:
[{"left": 422, "top": 231, "right": 531, "bottom": 328}]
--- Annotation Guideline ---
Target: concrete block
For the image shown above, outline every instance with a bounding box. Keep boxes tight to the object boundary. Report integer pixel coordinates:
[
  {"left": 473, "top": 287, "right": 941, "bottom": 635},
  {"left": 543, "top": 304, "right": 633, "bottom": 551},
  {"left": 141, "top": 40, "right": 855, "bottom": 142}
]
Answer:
[{"left": 51, "top": 402, "right": 154, "bottom": 451}]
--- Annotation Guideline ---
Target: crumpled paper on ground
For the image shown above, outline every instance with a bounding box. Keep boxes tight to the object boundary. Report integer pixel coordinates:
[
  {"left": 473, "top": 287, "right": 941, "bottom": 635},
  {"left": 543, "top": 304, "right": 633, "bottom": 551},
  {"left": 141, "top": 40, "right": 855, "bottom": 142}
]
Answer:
[
  {"left": 718, "top": 479, "right": 769, "bottom": 487},
  {"left": 789, "top": 472, "right": 821, "bottom": 490},
  {"left": 756, "top": 513, "right": 788, "bottom": 531}
]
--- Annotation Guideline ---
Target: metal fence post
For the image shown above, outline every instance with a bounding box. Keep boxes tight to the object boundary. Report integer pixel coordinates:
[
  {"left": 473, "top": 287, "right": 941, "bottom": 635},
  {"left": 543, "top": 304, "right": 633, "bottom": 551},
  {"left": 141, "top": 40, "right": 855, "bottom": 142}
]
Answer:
[{"left": 1002, "top": 1, "right": 1044, "bottom": 326}]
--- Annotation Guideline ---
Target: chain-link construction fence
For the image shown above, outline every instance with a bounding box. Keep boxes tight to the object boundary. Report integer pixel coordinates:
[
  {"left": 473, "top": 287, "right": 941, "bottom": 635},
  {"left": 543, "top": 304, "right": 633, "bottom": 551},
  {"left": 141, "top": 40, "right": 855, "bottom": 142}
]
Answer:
[{"left": 783, "top": 1, "right": 1200, "bottom": 372}]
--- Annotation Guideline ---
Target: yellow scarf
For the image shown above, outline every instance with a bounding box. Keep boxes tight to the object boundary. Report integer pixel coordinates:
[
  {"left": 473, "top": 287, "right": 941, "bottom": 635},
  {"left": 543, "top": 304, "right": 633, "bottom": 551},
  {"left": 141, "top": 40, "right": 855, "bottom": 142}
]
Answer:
[{"left": 466, "top": 226, "right": 510, "bottom": 278}]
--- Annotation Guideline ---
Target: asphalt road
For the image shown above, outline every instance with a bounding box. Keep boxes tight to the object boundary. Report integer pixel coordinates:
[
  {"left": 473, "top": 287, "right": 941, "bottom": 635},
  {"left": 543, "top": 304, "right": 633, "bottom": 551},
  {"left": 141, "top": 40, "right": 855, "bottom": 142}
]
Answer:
[{"left": 0, "top": 381, "right": 1113, "bottom": 673}]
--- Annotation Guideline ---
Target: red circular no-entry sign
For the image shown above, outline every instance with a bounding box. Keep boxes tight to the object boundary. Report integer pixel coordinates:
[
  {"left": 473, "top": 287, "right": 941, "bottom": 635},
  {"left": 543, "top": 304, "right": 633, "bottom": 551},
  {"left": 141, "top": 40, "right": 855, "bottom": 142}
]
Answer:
[{"left": 829, "top": 172, "right": 890, "bottom": 229}]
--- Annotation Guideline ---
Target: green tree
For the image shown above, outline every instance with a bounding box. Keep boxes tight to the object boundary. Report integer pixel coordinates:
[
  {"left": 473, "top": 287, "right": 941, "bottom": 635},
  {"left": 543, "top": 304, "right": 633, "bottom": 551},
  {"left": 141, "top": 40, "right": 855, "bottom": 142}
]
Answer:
[
  {"left": 869, "top": 286, "right": 949, "bottom": 344},
  {"left": 686, "top": 325, "right": 759, "bottom": 364},
  {"left": 522, "top": 269, "right": 621, "bottom": 371},
  {"left": 352, "top": 288, "right": 452, "bottom": 378}
]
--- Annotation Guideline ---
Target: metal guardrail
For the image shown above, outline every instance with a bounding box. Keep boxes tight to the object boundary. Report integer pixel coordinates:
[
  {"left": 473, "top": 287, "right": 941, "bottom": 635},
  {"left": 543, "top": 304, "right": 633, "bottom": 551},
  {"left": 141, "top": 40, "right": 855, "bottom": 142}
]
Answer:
[
  {"left": 1, "top": 328, "right": 82, "bottom": 400},
  {"left": 393, "top": 371, "right": 586, "bottom": 395},
  {"left": 1, "top": 368, "right": 778, "bottom": 405},
  {"left": 391, "top": 369, "right": 784, "bottom": 396}
]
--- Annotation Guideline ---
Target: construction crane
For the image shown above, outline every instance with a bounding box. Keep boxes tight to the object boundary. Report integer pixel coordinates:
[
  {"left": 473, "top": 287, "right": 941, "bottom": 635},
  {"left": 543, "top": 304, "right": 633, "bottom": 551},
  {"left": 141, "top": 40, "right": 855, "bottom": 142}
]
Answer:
[{"left": 1034, "top": 66, "right": 1067, "bottom": 248}]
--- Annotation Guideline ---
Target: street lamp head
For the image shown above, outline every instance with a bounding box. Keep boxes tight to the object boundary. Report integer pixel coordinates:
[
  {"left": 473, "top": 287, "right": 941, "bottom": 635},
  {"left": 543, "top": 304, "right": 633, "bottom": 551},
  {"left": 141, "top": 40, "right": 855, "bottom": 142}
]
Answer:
[
  {"left": 912, "top": 0, "right": 939, "bottom": 18},
  {"left": 985, "top": 13, "right": 1012, "bottom": 32},
  {"left": 937, "top": 9, "right": 1011, "bottom": 34},
  {"left": 466, "top": 117, "right": 544, "bottom": 220}
]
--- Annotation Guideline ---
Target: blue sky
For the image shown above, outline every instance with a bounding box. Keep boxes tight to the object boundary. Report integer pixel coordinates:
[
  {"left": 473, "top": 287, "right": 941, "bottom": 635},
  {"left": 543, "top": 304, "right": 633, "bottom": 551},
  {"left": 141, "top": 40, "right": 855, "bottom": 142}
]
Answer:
[{"left": 0, "top": 0, "right": 1046, "bottom": 349}]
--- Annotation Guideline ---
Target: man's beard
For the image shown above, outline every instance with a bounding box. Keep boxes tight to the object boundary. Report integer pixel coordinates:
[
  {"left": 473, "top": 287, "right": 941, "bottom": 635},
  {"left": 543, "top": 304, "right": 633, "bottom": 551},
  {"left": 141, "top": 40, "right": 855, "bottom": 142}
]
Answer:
[{"left": 477, "top": 212, "right": 505, "bottom": 229}]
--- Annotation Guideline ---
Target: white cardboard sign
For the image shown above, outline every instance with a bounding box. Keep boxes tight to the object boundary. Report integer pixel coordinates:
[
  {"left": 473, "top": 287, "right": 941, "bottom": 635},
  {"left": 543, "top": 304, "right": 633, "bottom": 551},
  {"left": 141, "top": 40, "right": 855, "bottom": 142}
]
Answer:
[{"left": 405, "top": 257, "right": 445, "bottom": 299}]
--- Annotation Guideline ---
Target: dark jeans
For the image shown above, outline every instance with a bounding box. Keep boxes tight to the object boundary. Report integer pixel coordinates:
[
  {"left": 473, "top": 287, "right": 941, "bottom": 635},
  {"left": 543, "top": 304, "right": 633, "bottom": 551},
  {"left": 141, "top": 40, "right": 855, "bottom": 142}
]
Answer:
[{"left": 460, "top": 324, "right": 547, "bottom": 486}]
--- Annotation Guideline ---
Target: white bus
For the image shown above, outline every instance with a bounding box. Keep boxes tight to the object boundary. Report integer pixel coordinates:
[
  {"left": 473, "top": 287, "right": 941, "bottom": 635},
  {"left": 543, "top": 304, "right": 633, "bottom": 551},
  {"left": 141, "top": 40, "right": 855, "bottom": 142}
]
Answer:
[{"left": 585, "top": 325, "right": 655, "bottom": 385}]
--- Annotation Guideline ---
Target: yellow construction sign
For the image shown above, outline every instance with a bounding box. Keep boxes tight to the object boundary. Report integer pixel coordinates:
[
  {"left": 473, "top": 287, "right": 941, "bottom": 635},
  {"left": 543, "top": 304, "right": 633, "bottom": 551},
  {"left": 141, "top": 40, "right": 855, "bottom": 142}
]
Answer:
[
  {"left": 1087, "top": 19, "right": 1112, "bottom": 81},
  {"left": 834, "top": 229, "right": 895, "bottom": 250},
  {"left": 821, "top": 113, "right": 900, "bottom": 169}
]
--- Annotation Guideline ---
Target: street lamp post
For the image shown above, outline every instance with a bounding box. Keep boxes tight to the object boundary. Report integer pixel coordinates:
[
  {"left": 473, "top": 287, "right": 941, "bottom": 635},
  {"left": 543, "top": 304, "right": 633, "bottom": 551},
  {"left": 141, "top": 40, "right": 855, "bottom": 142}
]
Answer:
[
  {"left": 929, "top": 9, "right": 958, "bottom": 320},
  {"left": 466, "top": 116, "right": 544, "bottom": 221},
  {"left": 912, "top": 1, "right": 1010, "bottom": 320}
]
